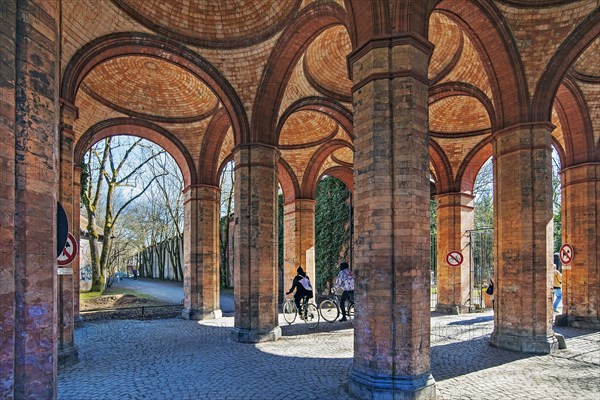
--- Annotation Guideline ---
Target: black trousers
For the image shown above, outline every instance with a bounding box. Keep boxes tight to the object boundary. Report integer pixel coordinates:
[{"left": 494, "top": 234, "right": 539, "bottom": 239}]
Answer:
[{"left": 340, "top": 290, "right": 354, "bottom": 317}]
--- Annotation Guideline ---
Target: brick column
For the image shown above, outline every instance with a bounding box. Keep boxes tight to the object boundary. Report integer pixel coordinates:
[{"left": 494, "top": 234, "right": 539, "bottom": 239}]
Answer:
[
  {"left": 57, "top": 102, "right": 78, "bottom": 368},
  {"left": 182, "top": 185, "right": 222, "bottom": 320},
  {"left": 233, "top": 144, "right": 281, "bottom": 342},
  {"left": 72, "top": 166, "right": 82, "bottom": 321},
  {"left": 283, "top": 199, "right": 316, "bottom": 294},
  {"left": 559, "top": 162, "right": 600, "bottom": 329},
  {"left": 490, "top": 123, "right": 558, "bottom": 353},
  {"left": 348, "top": 38, "right": 436, "bottom": 399},
  {"left": 435, "top": 192, "right": 474, "bottom": 314},
  {"left": 0, "top": 1, "right": 17, "bottom": 397},
  {"left": 11, "top": 1, "right": 60, "bottom": 398}
]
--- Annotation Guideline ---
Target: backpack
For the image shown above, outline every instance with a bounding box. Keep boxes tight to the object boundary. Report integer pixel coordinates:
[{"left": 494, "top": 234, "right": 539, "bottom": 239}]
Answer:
[
  {"left": 486, "top": 281, "right": 494, "bottom": 295},
  {"left": 299, "top": 275, "right": 313, "bottom": 295}
]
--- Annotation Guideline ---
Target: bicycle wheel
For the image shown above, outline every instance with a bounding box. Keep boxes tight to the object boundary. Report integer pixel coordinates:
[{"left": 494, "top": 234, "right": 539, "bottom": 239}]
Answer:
[
  {"left": 282, "top": 300, "right": 297, "bottom": 324},
  {"left": 303, "top": 303, "right": 319, "bottom": 329},
  {"left": 319, "top": 299, "right": 339, "bottom": 323},
  {"left": 347, "top": 303, "right": 355, "bottom": 326}
]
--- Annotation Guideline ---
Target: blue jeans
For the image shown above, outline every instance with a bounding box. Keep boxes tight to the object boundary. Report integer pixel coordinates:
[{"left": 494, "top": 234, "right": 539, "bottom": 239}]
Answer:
[{"left": 553, "top": 288, "right": 562, "bottom": 311}]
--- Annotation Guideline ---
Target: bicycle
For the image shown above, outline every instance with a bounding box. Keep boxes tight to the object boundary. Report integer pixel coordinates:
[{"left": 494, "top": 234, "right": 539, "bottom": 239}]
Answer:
[
  {"left": 319, "top": 289, "right": 354, "bottom": 325},
  {"left": 282, "top": 296, "right": 319, "bottom": 329}
]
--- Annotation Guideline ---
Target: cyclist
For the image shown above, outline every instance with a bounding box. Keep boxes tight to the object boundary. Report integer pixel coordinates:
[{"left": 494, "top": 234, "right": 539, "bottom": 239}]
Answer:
[
  {"left": 333, "top": 262, "right": 354, "bottom": 321},
  {"left": 285, "top": 266, "right": 313, "bottom": 315}
]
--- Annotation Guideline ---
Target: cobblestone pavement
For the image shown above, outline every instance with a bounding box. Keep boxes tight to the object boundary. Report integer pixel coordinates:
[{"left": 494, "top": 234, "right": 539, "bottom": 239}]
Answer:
[{"left": 59, "top": 311, "right": 599, "bottom": 399}]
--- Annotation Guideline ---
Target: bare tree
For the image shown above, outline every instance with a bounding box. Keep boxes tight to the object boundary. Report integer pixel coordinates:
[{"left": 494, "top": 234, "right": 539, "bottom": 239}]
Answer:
[
  {"left": 81, "top": 136, "right": 166, "bottom": 292},
  {"left": 219, "top": 161, "right": 234, "bottom": 287}
]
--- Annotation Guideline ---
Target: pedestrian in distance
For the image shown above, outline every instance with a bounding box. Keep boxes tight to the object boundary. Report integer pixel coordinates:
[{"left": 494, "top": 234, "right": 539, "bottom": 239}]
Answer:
[
  {"left": 553, "top": 264, "right": 562, "bottom": 313},
  {"left": 333, "top": 262, "right": 354, "bottom": 322}
]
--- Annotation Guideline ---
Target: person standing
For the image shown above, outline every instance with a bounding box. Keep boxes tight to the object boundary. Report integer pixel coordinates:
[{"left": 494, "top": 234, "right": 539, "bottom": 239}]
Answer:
[
  {"left": 553, "top": 264, "right": 562, "bottom": 313},
  {"left": 334, "top": 262, "right": 354, "bottom": 322}
]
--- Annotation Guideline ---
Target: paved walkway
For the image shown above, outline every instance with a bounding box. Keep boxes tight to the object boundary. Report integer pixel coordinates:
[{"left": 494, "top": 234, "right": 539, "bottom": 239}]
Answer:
[
  {"left": 59, "top": 311, "right": 599, "bottom": 399},
  {"left": 112, "top": 277, "right": 234, "bottom": 314}
]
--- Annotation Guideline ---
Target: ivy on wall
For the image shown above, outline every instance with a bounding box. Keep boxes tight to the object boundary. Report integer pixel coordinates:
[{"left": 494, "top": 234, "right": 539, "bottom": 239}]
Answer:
[{"left": 314, "top": 176, "right": 351, "bottom": 293}]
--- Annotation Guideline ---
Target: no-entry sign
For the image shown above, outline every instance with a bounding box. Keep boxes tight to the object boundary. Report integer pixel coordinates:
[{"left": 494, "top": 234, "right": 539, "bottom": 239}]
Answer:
[
  {"left": 446, "top": 250, "right": 464, "bottom": 267},
  {"left": 57, "top": 232, "right": 78, "bottom": 266},
  {"left": 559, "top": 243, "right": 574, "bottom": 265}
]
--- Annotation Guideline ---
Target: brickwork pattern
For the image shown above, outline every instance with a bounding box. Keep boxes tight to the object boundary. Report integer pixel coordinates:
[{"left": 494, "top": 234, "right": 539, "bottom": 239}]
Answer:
[
  {"left": 436, "top": 193, "right": 474, "bottom": 313},
  {"left": 283, "top": 200, "right": 316, "bottom": 294},
  {"left": 12, "top": 1, "right": 60, "bottom": 398},
  {"left": 0, "top": 1, "right": 17, "bottom": 397},
  {"left": 82, "top": 56, "right": 219, "bottom": 120},
  {"left": 182, "top": 185, "right": 221, "bottom": 320},
  {"left": 497, "top": 0, "right": 598, "bottom": 97},
  {"left": 491, "top": 125, "right": 556, "bottom": 353},
  {"left": 351, "top": 43, "right": 434, "bottom": 396},
  {"left": 233, "top": 145, "right": 281, "bottom": 342},
  {"left": 58, "top": 104, "right": 78, "bottom": 366},
  {"left": 561, "top": 163, "right": 600, "bottom": 328},
  {"left": 304, "top": 25, "right": 352, "bottom": 100}
]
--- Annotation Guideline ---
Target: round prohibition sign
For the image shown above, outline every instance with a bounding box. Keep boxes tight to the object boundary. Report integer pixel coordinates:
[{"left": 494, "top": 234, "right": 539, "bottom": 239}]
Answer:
[
  {"left": 559, "top": 243, "right": 574, "bottom": 264},
  {"left": 57, "top": 232, "right": 78, "bottom": 266},
  {"left": 446, "top": 250, "right": 464, "bottom": 267}
]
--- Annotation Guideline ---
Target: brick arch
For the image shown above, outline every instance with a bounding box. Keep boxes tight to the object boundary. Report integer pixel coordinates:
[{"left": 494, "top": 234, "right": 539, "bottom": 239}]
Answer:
[
  {"left": 61, "top": 32, "right": 248, "bottom": 145},
  {"left": 344, "top": 0, "right": 435, "bottom": 48},
  {"left": 456, "top": 139, "right": 494, "bottom": 193},
  {"left": 251, "top": 2, "right": 348, "bottom": 145},
  {"left": 554, "top": 76, "right": 596, "bottom": 166},
  {"left": 278, "top": 158, "right": 300, "bottom": 205},
  {"left": 435, "top": 0, "right": 528, "bottom": 128},
  {"left": 429, "top": 82, "right": 497, "bottom": 131},
  {"left": 320, "top": 166, "right": 354, "bottom": 194},
  {"left": 74, "top": 118, "right": 196, "bottom": 187},
  {"left": 277, "top": 97, "right": 353, "bottom": 143},
  {"left": 531, "top": 8, "right": 600, "bottom": 123},
  {"left": 199, "top": 108, "right": 231, "bottom": 186},
  {"left": 301, "top": 140, "right": 354, "bottom": 199},
  {"left": 430, "top": 140, "right": 454, "bottom": 193}
]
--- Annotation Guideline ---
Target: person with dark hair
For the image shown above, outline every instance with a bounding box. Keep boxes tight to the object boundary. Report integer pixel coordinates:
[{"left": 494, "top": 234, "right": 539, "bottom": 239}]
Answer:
[
  {"left": 286, "top": 266, "right": 313, "bottom": 314},
  {"left": 333, "top": 262, "right": 354, "bottom": 322}
]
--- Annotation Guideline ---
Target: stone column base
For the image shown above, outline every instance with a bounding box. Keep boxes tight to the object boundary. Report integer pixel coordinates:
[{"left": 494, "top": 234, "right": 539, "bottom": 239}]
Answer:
[
  {"left": 490, "top": 330, "right": 558, "bottom": 354},
  {"left": 435, "top": 303, "right": 469, "bottom": 315},
  {"left": 182, "top": 308, "right": 222, "bottom": 320},
  {"left": 58, "top": 342, "right": 79, "bottom": 369},
  {"left": 555, "top": 315, "right": 600, "bottom": 330},
  {"left": 349, "top": 369, "right": 437, "bottom": 400},
  {"left": 233, "top": 326, "right": 281, "bottom": 343}
]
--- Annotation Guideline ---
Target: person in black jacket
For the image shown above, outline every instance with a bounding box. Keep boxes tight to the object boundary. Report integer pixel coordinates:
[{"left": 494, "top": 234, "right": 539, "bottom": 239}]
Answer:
[{"left": 286, "top": 266, "right": 313, "bottom": 313}]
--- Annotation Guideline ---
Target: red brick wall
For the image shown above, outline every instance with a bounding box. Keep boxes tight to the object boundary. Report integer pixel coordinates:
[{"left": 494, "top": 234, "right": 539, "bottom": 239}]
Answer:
[
  {"left": 13, "top": 0, "right": 60, "bottom": 398},
  {"left": 0, "top": 1, "right": 17, "bottom": 397}
]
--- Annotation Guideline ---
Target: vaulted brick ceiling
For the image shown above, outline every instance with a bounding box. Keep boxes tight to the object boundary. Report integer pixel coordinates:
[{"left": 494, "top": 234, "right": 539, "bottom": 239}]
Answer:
[{"left": 63, "top": 0, "right": 599, "bottom": 195}]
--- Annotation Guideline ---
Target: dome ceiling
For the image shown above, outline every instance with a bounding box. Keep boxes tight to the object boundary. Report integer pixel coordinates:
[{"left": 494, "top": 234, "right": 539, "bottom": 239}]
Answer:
[
  {"left": 331, "top": 147, "right": 353, "bottom": 166},
  {"left": 430, "top": 96, "right": 491, "bottom": 134},
  {"left": 81, "top": 56, "right": 219, "bottom": 122},
  {"left": 428, "top": 12, "right": 463, "bottom": 82},
  {"left": 279, "top": 110, "right": 338, "bottom": 148},
  {"left": 572, "top": 37, "right": 600, "bottom": 80},
  {"left": 113, "top": 0, "right": 301, "bottom": 48},
  {"left": 304, "top": 26, "right": 352, "bottom": 102}
]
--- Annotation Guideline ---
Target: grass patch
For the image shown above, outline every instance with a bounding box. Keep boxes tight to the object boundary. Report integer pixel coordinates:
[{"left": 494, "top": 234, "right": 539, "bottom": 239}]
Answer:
[
  {"left": 104, "top": 287, "right": 156, "bottom": 300},
  {"left": 80, "top": 291, "right": 102, "bottom": 301},
  {"left": 80, "top": 288, "right": 157, "bottom": 302}
]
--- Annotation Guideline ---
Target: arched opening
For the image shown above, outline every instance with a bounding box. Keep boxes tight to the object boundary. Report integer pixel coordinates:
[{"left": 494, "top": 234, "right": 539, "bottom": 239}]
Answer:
[{"left": 78, "top": 134, "right": 186, "bottom": 317}]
